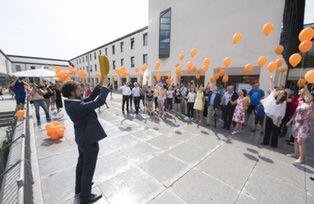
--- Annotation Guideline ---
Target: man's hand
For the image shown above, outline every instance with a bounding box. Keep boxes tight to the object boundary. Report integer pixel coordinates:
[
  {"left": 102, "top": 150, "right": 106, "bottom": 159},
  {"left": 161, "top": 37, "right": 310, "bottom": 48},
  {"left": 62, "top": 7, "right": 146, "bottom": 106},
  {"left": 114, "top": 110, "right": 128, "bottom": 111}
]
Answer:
[{"left": 102, "top": 78, "right": 110, "bottom": 88}]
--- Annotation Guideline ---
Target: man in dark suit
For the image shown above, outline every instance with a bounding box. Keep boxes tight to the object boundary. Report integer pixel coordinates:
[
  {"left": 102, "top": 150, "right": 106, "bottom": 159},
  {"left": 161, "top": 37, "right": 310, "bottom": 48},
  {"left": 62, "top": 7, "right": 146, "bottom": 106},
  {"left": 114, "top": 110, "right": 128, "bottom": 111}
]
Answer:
[
  {"left": 61, "top": 79, "right": 109, "bottom": 204},
  {"left": 221, "top": 85, "right": 238, "bottom": 130},
  {"left": 206, "top": 86, "right": 222, "bottom": 126}
]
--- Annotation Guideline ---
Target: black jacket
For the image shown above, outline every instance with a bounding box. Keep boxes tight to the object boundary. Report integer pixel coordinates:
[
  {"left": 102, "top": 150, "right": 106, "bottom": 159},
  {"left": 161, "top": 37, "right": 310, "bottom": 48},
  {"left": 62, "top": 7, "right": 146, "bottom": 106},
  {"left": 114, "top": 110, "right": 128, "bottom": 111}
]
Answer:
[
  {"left": 64, "top": 86, "right": 109, "bottom": 146},
  {"left": 208, "top": 92, "right": 222, "bottom": 109}
]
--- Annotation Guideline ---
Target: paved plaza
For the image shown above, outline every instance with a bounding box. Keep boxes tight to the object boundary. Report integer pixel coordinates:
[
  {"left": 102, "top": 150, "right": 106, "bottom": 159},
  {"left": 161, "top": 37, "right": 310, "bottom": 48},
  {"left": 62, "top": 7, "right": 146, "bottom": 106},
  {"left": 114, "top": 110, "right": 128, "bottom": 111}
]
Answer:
[{"left": 24, "top": 93, "right": 314, "bottom": 204}]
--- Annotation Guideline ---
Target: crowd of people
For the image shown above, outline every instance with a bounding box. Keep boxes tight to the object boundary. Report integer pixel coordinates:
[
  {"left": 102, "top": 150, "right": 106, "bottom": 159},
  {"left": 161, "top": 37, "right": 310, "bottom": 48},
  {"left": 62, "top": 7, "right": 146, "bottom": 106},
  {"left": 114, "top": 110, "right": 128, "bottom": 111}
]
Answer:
[{"left": 119, "top": 78, "right": 314, "bottom": 164}]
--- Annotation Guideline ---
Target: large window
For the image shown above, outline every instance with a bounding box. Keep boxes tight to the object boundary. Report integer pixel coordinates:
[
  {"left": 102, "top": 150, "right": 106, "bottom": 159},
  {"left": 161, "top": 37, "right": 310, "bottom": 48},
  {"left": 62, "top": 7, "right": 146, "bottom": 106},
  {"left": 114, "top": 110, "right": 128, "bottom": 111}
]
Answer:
[
  {"left": 113, "top": 60, "right": 116, "bottom": 69},
  {"left": 159, "top": 8, "right": 171, "bottom": 58},
  {"left": 130, "top": 38, "right": 135, "bottom": 49},
  {"left": 120, "top": 42, "right": 124, "bottom": 52},
  {"left": 112, "top": 45, "right": 115, "bottom": 55},
  {"left": 131, "top": 56, "right": 135, "bottom": 67},
  {"left": 15, "top": 65, "right": 21, "bottom": 71},
  {"left": 143, "top": 54, "right": 148, "bottom": 64},
  {"left": 121, "top": 58, "right": 124, "bottom": 66},
  {"left": 105, "top": 48, "right": 108, "bottom": 56},
  {"left": 143, "top": 33, "right": 148, "bottom": 46},
  {"left": 95, "top": 64, "right": 97, "bottom": 71},
  {"left": 30, "top": 66, "right": 35, "bottom": 70},
  {"left": 99, "top": 50, "right": 102, "bottom": 55},
  {"left": 94, "top": 52, "right": 96, "bottom": 59}
]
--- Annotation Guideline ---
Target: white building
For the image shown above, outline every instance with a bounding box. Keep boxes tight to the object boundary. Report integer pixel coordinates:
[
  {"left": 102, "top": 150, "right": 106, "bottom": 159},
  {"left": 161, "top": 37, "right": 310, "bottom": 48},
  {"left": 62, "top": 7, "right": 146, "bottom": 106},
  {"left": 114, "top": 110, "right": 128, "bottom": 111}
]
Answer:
[
  {"left": 7, "top": 55, "right": 69, "bottom": 73},
  {"left": 0, "top": 49, "right": 12, "bottom": 86},
  {"left": 69, "top": 26, "right": 148, "bottom": 88},
  {"left": 148, "top": 0, "right": 290, "bottom": 91}
]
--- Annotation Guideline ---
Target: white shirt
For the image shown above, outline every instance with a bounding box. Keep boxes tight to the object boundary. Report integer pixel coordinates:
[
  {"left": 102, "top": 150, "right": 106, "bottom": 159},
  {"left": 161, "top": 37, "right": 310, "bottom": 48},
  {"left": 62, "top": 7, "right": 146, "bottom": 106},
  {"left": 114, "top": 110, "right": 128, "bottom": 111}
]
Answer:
[
  {"left": 132, "top": 87, "right": 141, "bottom": 97},
  {"left": 187, "top": 92, "right": 196, "bottom": 103},
  {"left": 167, "top": 90, "right": 174, "bottom": 98},
  {"left": 261, "top": 90, "right": 286, "bottom": 127},
  {"left": 120, "top": 85, "right": 131, "bottom": 96}
]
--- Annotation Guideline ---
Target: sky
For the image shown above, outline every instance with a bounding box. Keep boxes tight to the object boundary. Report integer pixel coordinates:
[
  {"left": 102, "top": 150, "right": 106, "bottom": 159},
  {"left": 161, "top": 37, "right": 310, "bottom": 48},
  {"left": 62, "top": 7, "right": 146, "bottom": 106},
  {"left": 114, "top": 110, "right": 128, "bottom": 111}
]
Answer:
[{"left": 0, "top": 0, "right": 313, "bottom": 60}]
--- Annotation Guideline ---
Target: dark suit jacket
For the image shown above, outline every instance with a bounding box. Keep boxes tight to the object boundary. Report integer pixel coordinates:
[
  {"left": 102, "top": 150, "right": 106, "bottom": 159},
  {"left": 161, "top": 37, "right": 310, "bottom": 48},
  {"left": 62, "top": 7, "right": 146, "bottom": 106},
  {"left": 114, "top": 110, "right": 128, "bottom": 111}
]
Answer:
[
  {"left": 226, "top": 92, "right": 239, "bottom": 109},
  {"left": 64, "top": 86, "right": 109, "bottom": 146},
  {"left": 208, "top": 92, "right": 222, "bottom": 109}
]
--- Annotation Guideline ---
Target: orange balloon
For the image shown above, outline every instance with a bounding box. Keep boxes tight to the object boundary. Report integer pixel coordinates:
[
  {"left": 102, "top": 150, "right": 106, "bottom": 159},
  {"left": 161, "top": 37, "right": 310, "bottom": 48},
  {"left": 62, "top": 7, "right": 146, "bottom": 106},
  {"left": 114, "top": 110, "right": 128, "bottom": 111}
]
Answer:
[
  {"left": 114, "top": 76, "right": 118, "bottom": 81},
  {"left": 244, "top": 64, "right": 253, "bottom": 73},
  {"left": 55, "top": 66, "right": 62, "bottom": 73},
  {"left": 299, "top": 40, "right": 313, "bottom": 53},
  {"left": 222, "top": 74, "right": 229, "bottom": 83},
  {"left": 275, "top": 45, "right": 284, "bottom": 55},
  {"left": 213, "top": 73, "right": 220, "bottom": 81},
  {"left": 155, "top": 61, "right": 161, "bottom": 70},
  {"left": 202, "top": 65, "right": 209, "bottom": 72},
  {"left": 275, "top": 58, "right": 284, "bottom": 67},
  {"left": 178, "top": 53, "right": 185, "bottom": 61},
  {"left": 186, "top": 61, "right": 193, "bottom": 69},
  {"left": 95, "top": 73, "right": 101, "bottom": 78},
  {"left": 146, "top": 76, "right": 150, "bottom": 80},
  {"left": 304, "top": 69, "right": 314, "bottom": 83},
  {"left": 203, "top": 58, "right": 211, "bottom": 66},
  {"left": 232, "top": 32, "right": 243, "bottom": 44},
  {"left": 223, "top": 57, "right": 232, "bottom": 67},
  {"left": 297, "top": 78, "right": 306, "bottom": 88},
  {"left": 195, "top": 73, "right": 201, "bottom": 79},
  {"left": 135, "top": 67, "right": 139, "bottom": 73},
  {"left": 141, "top": 64, "right": 148, "bottom": 72},
  {"left": 210, "top": 76, "right": 216, "bottom": 83},
  {"left": 258, "top": 56, "right": 268, "bottom": 67},
  {"left": 218, "top": 69, "right": 225, "bottom": 77},
  {"left": 263, "top": 22, "right": 274, "bottom": 36},
  {"left": 267, "top": 62, "right": 277, "bottom": 72},
  {"left": 190, "top": 49, "right": 197, "bottom": 58},
  {"left": 298, "top": 27, "right": 314, "bottom": 42},
  {"left": 279, "top": 67, "right": 288, "bottom": 73},
  {"left": 155, "top": 73, "right": 161, "bottom": 82},
  {"left": 16, "top": 110, "right": 24, "bottom": 120},
  {"left": 289, "top": 53, "right": 302, "bottom": 68}
]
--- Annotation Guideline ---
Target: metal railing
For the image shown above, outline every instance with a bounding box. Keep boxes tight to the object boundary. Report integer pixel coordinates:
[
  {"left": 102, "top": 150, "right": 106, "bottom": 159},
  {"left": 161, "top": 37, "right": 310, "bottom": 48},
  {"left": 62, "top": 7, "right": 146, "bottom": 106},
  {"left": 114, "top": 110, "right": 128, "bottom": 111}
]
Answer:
[{"left": 0, "top": 100, "right": 33, "bottom": 204}]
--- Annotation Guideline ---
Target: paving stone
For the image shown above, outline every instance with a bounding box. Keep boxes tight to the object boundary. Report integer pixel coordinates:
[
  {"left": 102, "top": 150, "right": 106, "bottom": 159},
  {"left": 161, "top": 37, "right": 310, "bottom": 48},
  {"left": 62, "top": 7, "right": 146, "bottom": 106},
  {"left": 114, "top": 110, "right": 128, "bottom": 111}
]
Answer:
[
  {"left": 168, "top": 142, "right": 209, "bottom": 165},
  {"left": 41, "top": 167, "right": 76, "bottom": 203},
  {"left": 197, "top": 143, "right": 257, "bottom": 190},
  {"left": 38, "top": 149, "right": 77, "bottom": 177},
  {"left": 188, "top": 134, "right": 222, "bottom": 151},
  {"left": 243, "top": 170, "right": 306, "bottom": 204},
  {"left": 172, "top": 169, "right": 238, "bottom": 204},
  {"left": 139, "top": 153, "right": 189, "bottom": 187},
  {"left": 147, "top": 135, "right": 183, "bottom": 151},
  {"left": 120, "top": 142, "right": 162, "bottom": 165},
  {"left": 103, "top": 135, "right": 141, "bottom": 150},
  {"left": 149, "top": 190, "right": 187, "bottom": 204},
  {"left": 60, "top": 186, "right": 109, "bottom": 204},
  {"left": 235, "top": 193, "right": 257, "bottom": 204},
  {"left": 132, "top": 129, "right": 162, "bottom": 141},
  {"left": 94, "top": 151, "right": 131, "bottom": 183},
  {"left": 98, "top": 167, "right": 165, "bottom": 204}
]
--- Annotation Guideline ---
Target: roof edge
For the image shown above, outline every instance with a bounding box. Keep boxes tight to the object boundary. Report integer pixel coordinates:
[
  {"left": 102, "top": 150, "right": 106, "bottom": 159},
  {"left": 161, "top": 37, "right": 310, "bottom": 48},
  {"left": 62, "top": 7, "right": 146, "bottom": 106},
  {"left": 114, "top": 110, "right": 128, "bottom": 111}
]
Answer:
[{"left": 69, "top": 26, "right": 148, "bottom": 61}]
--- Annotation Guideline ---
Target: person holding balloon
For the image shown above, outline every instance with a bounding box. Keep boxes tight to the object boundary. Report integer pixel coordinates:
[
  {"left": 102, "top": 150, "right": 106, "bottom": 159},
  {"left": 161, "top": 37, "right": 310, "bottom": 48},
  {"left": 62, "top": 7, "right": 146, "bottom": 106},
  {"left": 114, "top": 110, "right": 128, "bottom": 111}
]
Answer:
[
  {"left": 286, "top": 86, "right": 313, "bottom": 164},
  {"left": 61, "top": 78, "right": 109, "bottom": 204}
]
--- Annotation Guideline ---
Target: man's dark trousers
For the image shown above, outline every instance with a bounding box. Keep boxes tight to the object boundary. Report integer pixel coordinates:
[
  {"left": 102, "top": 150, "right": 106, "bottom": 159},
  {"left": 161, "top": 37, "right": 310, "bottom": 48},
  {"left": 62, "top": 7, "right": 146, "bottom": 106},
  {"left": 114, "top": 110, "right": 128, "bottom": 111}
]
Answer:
[
  {"left": 134, "top": 96, "right": 141, "bottom": 114},
  {"left": 122, "top": 95, "right": 129, "bottom": 113},
  {"left": 75, "top": 142, "right": 99, "bottom": 201}
]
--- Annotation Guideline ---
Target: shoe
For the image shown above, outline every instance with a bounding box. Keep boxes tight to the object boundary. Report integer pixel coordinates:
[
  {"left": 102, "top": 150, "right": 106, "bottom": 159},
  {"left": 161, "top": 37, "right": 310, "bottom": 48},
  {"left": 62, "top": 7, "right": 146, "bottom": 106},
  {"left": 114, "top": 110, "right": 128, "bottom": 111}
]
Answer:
[
  {"left": 260, "top": 131, "right": 264, "bottom": 135},
  {"left": 286, "top": 153, "right": 298, "bottom": 158},
  {"left": 293, "top": 158, "right": 304, "bottom": 164},
  {"left": 80, "top": 193, "right": 102, "bottom": 204},
  {"left": 231, "top": 131, "right": 238, "bottom": 135}
]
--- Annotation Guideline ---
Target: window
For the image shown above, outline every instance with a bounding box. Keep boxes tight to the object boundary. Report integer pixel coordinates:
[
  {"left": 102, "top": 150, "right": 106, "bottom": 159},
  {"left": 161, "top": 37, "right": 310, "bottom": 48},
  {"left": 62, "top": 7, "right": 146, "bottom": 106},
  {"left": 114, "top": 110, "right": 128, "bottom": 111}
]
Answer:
[
  {"left": 79, "top": 58, "right": 81, "bottom": 63},
  {"left": 15, "top": 65, "right": 21, "bottom": 71},
  {"left": 120, "top": 42, "right": 124, "bottom": 52},
  {"left": 30, "top": 66, "right": 35, "bottom": 70},
  {"left": 90, "top": 65, "right": 93, "bottom": 72},
  {"left": 121, "top": 58, "right": 124, "bottom": 66},
  {"left": 82, "top": 57, "right": 84, "bottom": 63},
  {"left": 86, "top": 55, "right": 88, "bottom": 61},
  {"left": 99, "top": 50, "right": 102, "bottom": 55},
  {"left": 131, "top": 57, "right": 135, "bottom": 67},
  {"left": 112, "top": 60, "right": 116, "bottom": 69},
  {"left": 143, "top": 33, "right": 148, "bottom": 46},
  {"left": 105, "top": 48, "right": 108, "bottom": 56},
  {"left": 94, "top": 52, "right": 96, "bottom": 59},
  {"left": 112, "top": 45, "right": 115, "bottom": 55},
  {"left": 159, "top": 8, "right": 171, "bottom": 58},
  {"left": 143, "top": 54, "right": 148, "bottom": 64},
  {"left": 95, "top": 64, "right": 97, "bottom": 71},
  {"left": 130, "top": 38, "right": 135, "bottom": 49}
]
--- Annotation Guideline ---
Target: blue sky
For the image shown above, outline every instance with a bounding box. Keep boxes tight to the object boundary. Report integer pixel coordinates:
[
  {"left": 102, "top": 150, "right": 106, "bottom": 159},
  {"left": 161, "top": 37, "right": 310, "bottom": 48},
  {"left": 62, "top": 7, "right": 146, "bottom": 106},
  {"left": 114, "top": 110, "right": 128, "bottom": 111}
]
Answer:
[{"left": 0, "top": 0, "right": 313, "bottom": 60}]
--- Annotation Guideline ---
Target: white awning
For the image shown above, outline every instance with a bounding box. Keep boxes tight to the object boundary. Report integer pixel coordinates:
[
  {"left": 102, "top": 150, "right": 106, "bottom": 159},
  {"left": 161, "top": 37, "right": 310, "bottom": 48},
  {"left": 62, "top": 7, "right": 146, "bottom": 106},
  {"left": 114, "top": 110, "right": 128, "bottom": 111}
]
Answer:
[{"left": 11, "top": 67, "right": 56, "bottom": 78}]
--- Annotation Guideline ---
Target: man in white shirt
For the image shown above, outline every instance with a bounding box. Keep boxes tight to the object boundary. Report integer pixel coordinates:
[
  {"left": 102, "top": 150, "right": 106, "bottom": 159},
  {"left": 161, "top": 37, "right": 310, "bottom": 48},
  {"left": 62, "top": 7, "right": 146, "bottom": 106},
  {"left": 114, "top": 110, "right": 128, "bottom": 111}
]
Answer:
[
  {"left": 131, "top": 82, "right": 142, "bottom": 114},
  {"left": 120, "top": 82, "right": 131, "bottom": 114}
]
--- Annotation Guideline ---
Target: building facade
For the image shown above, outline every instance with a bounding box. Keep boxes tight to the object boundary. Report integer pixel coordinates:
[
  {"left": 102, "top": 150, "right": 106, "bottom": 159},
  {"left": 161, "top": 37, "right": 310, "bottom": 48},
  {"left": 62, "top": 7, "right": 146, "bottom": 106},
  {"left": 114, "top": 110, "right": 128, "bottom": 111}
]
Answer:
[
  {"left": 69, "top": 27, "right": 148, "bottom": 88},
  {"left": 147, "top": 0, "right": 290, "bottom": 91},
  {"left": 0, "top": 49, "right": 12, "bottom": 86},
  {"left": 7, "top": 55, "right": 69, "bottom": 73}
]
